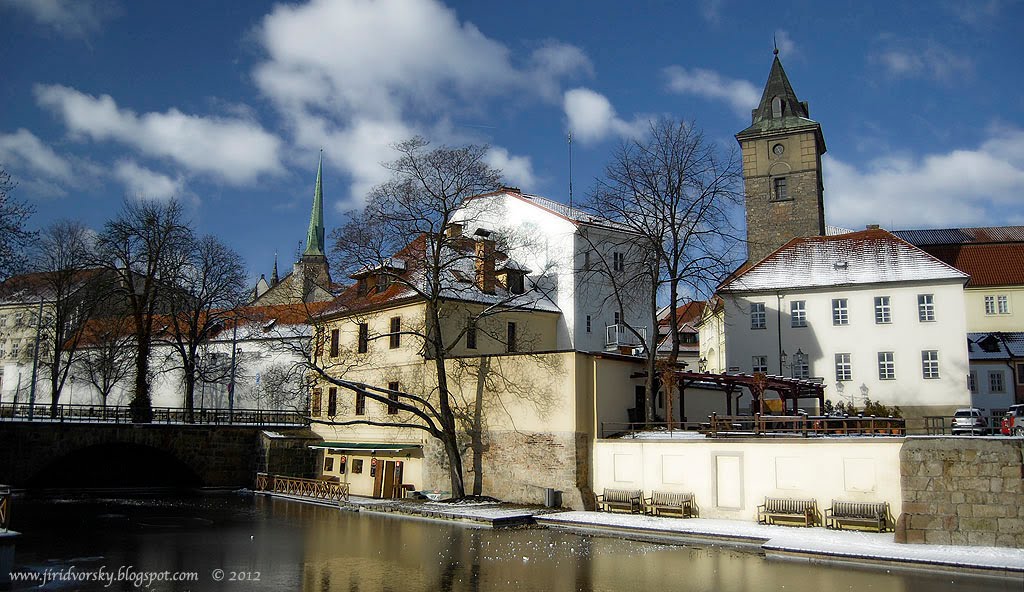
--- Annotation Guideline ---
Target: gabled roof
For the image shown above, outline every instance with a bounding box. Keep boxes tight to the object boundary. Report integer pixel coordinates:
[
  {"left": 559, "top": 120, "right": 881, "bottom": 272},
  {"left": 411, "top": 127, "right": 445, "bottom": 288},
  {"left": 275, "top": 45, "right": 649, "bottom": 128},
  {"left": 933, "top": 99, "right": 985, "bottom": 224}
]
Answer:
[
  {"left": 720, "top": 228, "right": 968, "bottom": 292},
  {"left": 913, "top": 243, "right": 1024, "bottom": 288},
  {"left": 968, "top": 332, "right": 1024, "bottom": 360},
  {"left": 461, "top": 187, "right": 633, "bottom": 233}
]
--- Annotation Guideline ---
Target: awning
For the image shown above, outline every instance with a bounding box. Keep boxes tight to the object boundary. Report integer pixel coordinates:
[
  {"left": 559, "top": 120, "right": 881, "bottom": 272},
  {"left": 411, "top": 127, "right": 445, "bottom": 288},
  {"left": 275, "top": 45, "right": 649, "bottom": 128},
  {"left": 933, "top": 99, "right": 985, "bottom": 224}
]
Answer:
[{"left": 309, "top": 442, "right": 421, "bottom": 452}]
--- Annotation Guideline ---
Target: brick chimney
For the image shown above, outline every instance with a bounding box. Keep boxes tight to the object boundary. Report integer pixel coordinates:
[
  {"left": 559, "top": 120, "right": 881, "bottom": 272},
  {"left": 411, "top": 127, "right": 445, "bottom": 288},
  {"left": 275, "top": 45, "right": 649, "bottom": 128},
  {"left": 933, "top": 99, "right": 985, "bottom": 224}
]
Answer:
[{"left": 475, "top": 239, "right": 496, "bottom": 294}]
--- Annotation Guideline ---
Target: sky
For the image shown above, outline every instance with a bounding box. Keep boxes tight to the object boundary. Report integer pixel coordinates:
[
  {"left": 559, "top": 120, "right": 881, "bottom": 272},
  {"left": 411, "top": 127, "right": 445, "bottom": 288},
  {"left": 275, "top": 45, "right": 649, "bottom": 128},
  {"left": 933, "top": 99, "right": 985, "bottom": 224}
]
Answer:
[{"left": 2, "top": 0, "right": 1023, "bottom": 286}]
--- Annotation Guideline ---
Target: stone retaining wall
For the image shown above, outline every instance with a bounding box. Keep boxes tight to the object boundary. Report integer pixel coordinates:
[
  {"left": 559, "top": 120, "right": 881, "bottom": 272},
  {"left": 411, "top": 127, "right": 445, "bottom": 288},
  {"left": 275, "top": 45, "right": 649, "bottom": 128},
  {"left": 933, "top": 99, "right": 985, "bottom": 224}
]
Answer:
[{"left": 897, "top": 437, "right": 1024, "bottom": 548}]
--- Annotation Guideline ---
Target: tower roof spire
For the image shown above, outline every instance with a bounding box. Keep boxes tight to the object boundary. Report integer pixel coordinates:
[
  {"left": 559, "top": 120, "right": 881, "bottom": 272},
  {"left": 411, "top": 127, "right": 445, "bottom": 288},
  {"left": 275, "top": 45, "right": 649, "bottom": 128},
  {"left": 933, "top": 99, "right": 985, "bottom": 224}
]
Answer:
[
  {"left": 271, "top": 251, "right": 279, "bottom": 285},
  {"left": 736, "top": 50, "right": 825, "bottom": 153},
  {"left": 303, "top": 150, "right": 326, "bottom": 258}
]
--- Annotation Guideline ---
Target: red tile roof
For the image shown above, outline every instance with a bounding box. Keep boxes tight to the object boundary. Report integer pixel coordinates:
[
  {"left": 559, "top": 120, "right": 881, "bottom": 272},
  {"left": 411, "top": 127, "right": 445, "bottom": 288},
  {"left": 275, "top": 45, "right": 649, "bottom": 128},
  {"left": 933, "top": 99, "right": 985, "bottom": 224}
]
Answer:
[{"left": 916, "top": 243, "right": 1024, "bottom": 288}]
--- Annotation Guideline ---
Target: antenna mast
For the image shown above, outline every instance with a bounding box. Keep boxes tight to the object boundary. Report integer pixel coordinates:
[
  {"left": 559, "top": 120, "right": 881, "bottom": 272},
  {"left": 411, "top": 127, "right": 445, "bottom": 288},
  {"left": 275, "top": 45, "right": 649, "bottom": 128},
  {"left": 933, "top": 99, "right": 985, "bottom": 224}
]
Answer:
[{"left": 568, "top": 131, "right": 574, "bottom": 209}]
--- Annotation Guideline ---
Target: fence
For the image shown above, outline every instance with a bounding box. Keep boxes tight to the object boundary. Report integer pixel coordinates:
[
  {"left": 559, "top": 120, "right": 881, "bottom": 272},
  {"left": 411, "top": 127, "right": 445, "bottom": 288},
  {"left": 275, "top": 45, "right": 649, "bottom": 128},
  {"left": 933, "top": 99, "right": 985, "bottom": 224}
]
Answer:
[
  {"left": 600, "top": 414, "right": 905, "bottom": 439},
  {"left": 0, "top": 402, "right": 308, "bottom": 426},
  {"left": 254, "top": 472, "right": 349, "bottom": 502}
]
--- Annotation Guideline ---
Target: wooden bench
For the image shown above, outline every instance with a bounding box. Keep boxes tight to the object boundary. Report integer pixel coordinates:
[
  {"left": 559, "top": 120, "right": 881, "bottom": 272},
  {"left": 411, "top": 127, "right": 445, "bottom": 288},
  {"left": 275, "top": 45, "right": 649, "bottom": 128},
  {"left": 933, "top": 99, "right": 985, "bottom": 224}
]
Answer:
[
  {"left": 757, "top": 497, "right": 818, "bottom": 527},
  {"left": 645, "top": 491, "right": 696, "bottom": 518},
  {"left": 825, "top": 500, "right": 891, "bottom": 532},
  {"left": 596, "top": 488, "right": 643, "bottom": 513}
]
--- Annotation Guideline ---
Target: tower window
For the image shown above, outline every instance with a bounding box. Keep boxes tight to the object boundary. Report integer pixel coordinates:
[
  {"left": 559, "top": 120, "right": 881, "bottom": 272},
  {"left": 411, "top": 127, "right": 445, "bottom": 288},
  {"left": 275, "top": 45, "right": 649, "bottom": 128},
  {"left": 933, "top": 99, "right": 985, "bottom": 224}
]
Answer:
[
  {"left": 773, "top": 177, "right": 788, "bottom": 201},
  {"left": 771, "top": 96, "right": 783, "bottom": 118}
]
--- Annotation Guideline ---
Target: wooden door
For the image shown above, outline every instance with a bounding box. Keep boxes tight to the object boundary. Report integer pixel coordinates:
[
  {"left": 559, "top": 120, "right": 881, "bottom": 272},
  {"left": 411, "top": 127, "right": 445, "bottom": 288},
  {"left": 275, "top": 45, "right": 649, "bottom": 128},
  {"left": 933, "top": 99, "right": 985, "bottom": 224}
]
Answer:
[
  {"left": 372, "top": 458, "right": 383, "bottom": 498},
  {"left": 382, "top": 461, "right": 396, "bottom": 499}
]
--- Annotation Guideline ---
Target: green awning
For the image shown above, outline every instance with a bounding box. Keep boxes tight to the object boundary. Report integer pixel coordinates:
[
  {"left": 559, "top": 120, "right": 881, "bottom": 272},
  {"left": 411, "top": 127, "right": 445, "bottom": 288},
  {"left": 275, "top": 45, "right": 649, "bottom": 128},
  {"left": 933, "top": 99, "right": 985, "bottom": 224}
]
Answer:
[{"left": 310, "top": 442, "right": 421, "bottom": 452}]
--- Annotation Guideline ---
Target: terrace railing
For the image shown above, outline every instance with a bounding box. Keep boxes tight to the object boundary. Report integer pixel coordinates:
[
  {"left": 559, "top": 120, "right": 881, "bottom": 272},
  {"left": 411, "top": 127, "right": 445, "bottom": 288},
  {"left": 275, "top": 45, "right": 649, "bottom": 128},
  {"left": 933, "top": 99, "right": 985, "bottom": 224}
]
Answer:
[
  {"left": 599, "top": 414, "right": 905, "bottom": 439},
  {"left": 0, "top": 402, "right": 307, "bottom": 426},
  {"left": 254, "top": 472, "right": 349, "bottom": 502}
]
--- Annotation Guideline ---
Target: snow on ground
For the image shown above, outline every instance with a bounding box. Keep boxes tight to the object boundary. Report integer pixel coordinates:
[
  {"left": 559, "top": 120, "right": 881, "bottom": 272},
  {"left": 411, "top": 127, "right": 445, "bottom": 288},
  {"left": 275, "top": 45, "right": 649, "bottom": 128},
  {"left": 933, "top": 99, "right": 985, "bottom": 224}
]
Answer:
[
  {"left": 541, "top": 511, "right": 1024, "bottom": 571},
  {"left": 617, "top": 431, "right": 708, "bottom": 440}
]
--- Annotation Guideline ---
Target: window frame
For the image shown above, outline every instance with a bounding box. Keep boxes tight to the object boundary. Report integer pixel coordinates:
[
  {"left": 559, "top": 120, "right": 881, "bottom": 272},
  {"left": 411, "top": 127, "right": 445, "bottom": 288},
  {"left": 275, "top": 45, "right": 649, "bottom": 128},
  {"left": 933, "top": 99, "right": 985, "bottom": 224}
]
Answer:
[
  {"left": 968, "top": 371, "right": 978, "bottom": 394},
  {"left": 327, "top": 387, "right": 338, "bottom": 417},
  {"left": 790, "top": 300, "right": 806, "bottom": 328},
  {"left": 506, "top": 321, "right": 517, "bottom": 353},
  {"left": 466, "top": 317, "right": 477, "bottom": 350},
  {"left": 773, "top": 176, "right": 788, "bottom": 201},
  {"left": 921, "top": 350, "right": 940, "bottom": 380},
  {"left": 835, "top": 353, "right": 852, "bottom": 382},
  {"left": 750, "top": 302, "right": 766, "bottom": 330},
  {"left": 989, "top": 371, "right": 1005, "bottom": 393},
  {"left": 1017, "top": 363, "right": 1024, "bottom": 385},
  {"left": 997, "top": 295, "right": 1010, "bottom": 314},
  {"left": 918, "top": 294, "right": 935, "bottom": 322},
  {"left": 985, "top": 295, "right": 997, "bottom": 315},
  {"left": 792, "top": 352, "right": 809, "bottom": 379},
  {"left": 752, "top": 355, "right": 768, "bottom": 374},
  {"left": 877, "top": 351, "right": 895, "bottom": 380},
  {"left": 389, "top": 316, "right": 401, "bottom": 349},
  {"left": 330, "top": 328, "right": 340, "bottom": 358},
  {"left": 832, "top": 298, "right": 849, "bottom": 326},
  {"left": 613, "top": 252, "right": 625, "bottom": 272},
  {"left": 874, "top": 296, "right": 892, "bottom": 324},
  {"left": 355, "top": 391, "right": 366, "bottom": 415},
  {"left": 311, "top": 387, "right": 322, "bottom": 416}
]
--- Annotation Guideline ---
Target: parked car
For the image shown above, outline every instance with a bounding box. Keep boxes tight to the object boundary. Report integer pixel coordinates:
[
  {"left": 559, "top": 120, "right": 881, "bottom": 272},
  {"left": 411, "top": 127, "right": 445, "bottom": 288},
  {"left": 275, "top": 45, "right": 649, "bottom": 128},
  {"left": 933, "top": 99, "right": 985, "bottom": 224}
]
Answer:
[
  {"left": 951, "top": 408, "right": 988, "bottom": 435},
  {"left": 1000, "top": 404, "right": 1024, "bottom": 436}
]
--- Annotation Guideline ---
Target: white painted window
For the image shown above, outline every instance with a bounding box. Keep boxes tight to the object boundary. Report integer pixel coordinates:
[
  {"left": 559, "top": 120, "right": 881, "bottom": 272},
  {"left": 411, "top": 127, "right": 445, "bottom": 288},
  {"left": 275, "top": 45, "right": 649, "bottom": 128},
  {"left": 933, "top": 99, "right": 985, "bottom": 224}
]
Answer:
[
  {"left": 790, "top": 300, "right": 806, "bottom": 328},
  {"left": 878, "top": 352, "right": 895, "bottom": 380},
  {"left": 752, "top": 355, "right": 768, "bottom": 374},
  {"left": 832, "top": 299, "right": 848, "bottom": 326},
  {"left": 985, "top": 295, "right": 996, "bottom": 315},
  {"left": 998, "top": 295, "right": 1010, "bottom": 314},
  {"left": 922, "top": 350, "right": 940, "bottom": 379},
  {"left": 750, "top": 302, "right": 766, "bottom": 329},
  {"left": 792, "top": 352, "right": 809, "bottom": 379},
  {"left": 835, "top": 353, "right": 851, "bottom": 381},
  {"left": 14, "top": 312, "right": 23, "bottom": 326},
  {"left": 614, "top": 311, "right": 621, "bottom": 325},
  {"left": 0, "top": 315, "right": 6, "bottom": 327},
  {"left": 918, "top": 294, "right": 935, "bottom": 322},
  {"left": 874, "top": 296, "right": 891, "bottom": 324},
  {"left": 989, "top": 371, "right": 1005, "bottom": 393},
  {"left": 11, "top": 340, "right": 19, "bottom": 358},
  {"left": 968, "top": 371, "right": 977, "bottom": 394}
]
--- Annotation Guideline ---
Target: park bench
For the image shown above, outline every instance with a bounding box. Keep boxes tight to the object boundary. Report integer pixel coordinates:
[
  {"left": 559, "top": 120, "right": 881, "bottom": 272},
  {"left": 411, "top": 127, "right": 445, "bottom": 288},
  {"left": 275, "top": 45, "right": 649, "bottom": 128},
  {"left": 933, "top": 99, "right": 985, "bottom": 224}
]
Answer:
[
  {"left": 645, "top": 491, "right": 696, "bottom": 518},
  {"left": 825, "top": 500, "right": 891, "bottom": 532},
  {"left": 757, "top": 497, "right": 818, "bottom": 527},
  {"left": 596, "top": 488, "right": 643, "bottom": 514}
]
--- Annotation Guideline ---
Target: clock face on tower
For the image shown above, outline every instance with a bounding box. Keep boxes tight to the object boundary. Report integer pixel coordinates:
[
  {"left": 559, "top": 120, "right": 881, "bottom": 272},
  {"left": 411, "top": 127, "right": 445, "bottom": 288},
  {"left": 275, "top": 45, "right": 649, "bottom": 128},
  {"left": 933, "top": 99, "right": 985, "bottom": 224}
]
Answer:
[{"left": 772, "top": 143, "right": 785, "bottom": 156}]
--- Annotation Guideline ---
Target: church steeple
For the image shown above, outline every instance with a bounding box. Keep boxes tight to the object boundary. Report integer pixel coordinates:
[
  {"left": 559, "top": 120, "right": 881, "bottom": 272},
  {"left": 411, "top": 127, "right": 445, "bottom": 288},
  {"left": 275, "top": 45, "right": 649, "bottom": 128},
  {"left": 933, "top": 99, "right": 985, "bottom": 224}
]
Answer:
[
  {"left": 271, "top": 252, "right": 279, "bottom": 285},
  {"left": 303, "top": 151, "right": 326, "bottom": 258},
  {"left": 736, "top": 50, "right": 827, "bottom": 263}
]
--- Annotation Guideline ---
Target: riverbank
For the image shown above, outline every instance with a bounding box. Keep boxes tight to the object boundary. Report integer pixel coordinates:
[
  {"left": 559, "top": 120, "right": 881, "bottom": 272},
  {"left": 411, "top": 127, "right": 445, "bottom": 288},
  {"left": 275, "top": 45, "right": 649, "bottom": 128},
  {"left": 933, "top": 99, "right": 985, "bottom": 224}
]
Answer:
[{"left": 257, "top": 491, "right": 1024, "bottom": 580}]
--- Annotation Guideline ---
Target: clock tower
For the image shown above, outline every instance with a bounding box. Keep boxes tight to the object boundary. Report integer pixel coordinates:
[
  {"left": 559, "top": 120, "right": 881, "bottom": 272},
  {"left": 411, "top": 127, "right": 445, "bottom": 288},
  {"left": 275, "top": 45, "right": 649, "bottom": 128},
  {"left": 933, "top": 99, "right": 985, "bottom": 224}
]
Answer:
[{"left": 736, "top": 50, "right": 826, "bottom": 263}]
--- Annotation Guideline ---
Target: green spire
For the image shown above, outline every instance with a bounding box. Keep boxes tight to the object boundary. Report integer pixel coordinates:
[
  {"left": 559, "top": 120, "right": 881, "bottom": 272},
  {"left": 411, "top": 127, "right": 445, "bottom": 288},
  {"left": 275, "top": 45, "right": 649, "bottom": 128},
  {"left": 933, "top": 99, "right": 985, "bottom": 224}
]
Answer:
[{"left": 303, "top": 150, "right": 326, "bottom": 258}]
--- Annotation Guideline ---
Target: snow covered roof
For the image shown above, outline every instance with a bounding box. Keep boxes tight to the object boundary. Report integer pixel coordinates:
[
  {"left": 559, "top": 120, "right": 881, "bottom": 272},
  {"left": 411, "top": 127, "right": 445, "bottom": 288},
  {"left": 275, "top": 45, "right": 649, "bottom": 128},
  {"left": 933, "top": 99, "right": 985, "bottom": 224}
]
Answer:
[
  {"left": 721, "top": 229, "right": 968, "bottom": 292},
  {"left": 462, "top": 188, "right": 633, "bottom": 232},
  {"left": 893, "top": 226, "right": 1024, "bottom": 246},
  {"left": 968, "top": 332, "right": 1024, "bottom": 360}
]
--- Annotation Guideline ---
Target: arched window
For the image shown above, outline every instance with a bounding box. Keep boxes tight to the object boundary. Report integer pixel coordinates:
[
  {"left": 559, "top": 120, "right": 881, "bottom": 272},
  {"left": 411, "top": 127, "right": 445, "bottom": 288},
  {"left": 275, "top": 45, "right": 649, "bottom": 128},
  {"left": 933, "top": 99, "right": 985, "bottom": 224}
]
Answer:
[{"left": 771, "top": 96, "right": 783, "bottom": 118}]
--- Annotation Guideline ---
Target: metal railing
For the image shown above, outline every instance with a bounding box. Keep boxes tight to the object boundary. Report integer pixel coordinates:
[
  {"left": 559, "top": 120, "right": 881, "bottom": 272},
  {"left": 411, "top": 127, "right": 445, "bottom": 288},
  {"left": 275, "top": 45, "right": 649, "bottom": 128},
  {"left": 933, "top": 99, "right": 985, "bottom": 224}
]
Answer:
[
  {"left": 605, "top": 324, "right": 647, "bottom": 348},
  {"left": 0, "top": 403, "right": 308, "bottom": 426},
  {"left": 0, "top": 484, "right": 10, "bottom": 531},
  {"left": 255, "top": 472, "right": 349, "bottom": 502},
  {"left": 600, "top": 414, "right": 905, "bottom": 439}
]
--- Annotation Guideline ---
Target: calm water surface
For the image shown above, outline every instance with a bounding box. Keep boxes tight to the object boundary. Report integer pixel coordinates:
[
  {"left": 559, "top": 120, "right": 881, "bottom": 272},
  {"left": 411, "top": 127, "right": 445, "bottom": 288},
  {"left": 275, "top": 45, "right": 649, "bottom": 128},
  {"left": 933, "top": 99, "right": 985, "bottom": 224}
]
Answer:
[{"left": 7, "top": 493, "right": 1019, "bottom": 591}]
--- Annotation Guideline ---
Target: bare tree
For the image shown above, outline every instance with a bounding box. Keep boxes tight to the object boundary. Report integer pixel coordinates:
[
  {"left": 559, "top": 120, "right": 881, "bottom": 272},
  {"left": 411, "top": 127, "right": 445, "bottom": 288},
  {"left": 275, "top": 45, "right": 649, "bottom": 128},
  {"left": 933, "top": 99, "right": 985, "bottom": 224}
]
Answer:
[
  {"left": 30, "top": 220, "right": 107, "bottom": 417},
  {"left": 161, "top": 235, "right": 248, "bottom": 422},
  {"left": 0, "top": 169, "right": 35, "bottom": 281},
  {"left": 94, "top": 200, "right": 192, "bottom": 422},
  {"left": 309, "top": 137, "right": 540, "bottom": 498},
  {"left": 76, "top": 315, "right": 135, "bottom": 408},
  {"left": 587, "top": 118, "right": 743, "bottom": 424}
]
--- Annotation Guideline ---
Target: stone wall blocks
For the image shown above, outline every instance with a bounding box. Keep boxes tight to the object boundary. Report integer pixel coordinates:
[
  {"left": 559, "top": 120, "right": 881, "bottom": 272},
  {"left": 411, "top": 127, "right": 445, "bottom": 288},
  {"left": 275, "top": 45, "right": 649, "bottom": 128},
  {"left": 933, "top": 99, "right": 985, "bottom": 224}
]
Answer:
[
  {"left": 924, "top": 530, "right": 951, "bottom": 545},
  {"left": 997, "top": 518, "right": 1024, "bottom": 534}
]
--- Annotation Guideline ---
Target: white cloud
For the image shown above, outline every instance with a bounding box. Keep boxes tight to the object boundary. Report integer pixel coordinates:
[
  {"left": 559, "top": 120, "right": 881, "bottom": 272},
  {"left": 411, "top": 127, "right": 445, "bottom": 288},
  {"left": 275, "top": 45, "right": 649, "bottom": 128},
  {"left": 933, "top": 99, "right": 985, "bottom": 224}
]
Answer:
[
  {"left": 1, "top": 0, "right": 118, "bottom": 37},
  {"left": 563, "top": 88, "right": 647, "bottom": 145},
  {"left": 484, "top": 147, "right": 536, "bottom": 189},
  {"left": 252, "top": 0, "right": 588, "bottom": 202},
  {"left": 663, "top": 66, "right": 760, "bottom": 117},
  {"left": 774, "top": 30, "right": 797, "bottom": 57},
  {"left": 113, "top": 160, "right": 185, "bottom": 202},
  {"left": 825, "top": 129, "right": 1024, "bottom": 229},
  {"left": 872, "top": 40, "right": 973, "bottom": 82},
  {"left": 34, "top": 84, "right": 283, "bottom": 185},
  {"left": 0, "top": 128, "right": 74, "bottom": 180},
  {"left": 699, "top": 0, "right": 725, "bottom": 24}
]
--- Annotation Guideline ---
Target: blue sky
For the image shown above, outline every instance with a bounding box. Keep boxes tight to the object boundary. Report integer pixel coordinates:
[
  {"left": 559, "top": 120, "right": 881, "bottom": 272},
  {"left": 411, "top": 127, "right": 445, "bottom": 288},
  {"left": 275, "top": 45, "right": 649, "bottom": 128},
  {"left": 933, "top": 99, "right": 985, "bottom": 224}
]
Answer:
[{"left": 2, "top": 0, "right": 1023, "bottom": 285}]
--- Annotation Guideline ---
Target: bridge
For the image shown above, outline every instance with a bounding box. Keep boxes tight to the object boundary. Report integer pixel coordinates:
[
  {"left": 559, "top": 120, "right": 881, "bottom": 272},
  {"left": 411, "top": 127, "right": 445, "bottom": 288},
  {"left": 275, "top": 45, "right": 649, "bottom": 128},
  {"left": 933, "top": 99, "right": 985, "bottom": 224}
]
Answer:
[{"left": 0, "top": 407, "right": 321, "bottom": 489}]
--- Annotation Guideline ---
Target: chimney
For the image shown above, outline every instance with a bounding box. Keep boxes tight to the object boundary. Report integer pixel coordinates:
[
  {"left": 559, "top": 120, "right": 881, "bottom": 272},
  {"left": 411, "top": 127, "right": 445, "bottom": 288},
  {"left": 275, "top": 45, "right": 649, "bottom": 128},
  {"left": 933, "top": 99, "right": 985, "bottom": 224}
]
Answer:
[
  {"left": 500, "top": 185, "right": 520, "bottom": 194},
  {"left": 475, "top": 239, "right": 496, "bottom": 294},
  {"left": 445, "top": 223, "right": 463, "bottom": 238},
  {"left": 865, "top": 224, "right": 880, "bottom": 230}
]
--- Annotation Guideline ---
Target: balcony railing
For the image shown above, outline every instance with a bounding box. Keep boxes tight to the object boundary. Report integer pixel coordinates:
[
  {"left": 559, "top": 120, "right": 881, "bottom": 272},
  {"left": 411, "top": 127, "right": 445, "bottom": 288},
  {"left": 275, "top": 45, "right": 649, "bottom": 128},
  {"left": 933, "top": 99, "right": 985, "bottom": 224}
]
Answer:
[
  {"left": 605, "top": 324, "right": 647, "bottom": 349},
  {"left": 255, "top": 472, "right": 349, "bottom": 502}
]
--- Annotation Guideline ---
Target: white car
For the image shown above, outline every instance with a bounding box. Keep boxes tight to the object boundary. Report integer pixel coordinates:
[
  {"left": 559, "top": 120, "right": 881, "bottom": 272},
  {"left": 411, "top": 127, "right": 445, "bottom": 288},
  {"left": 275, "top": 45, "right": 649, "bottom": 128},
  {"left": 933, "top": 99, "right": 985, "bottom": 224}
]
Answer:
[{"left": 951, "top": 408, "right": 988, "bottom": 436}]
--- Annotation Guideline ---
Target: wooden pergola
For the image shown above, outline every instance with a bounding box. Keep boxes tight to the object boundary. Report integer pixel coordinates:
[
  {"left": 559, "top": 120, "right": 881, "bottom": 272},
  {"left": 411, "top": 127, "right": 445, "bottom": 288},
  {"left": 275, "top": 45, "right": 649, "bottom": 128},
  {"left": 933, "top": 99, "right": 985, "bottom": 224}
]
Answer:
[{"left": 673, "top": 371, "right": 826, "bottom": 417}]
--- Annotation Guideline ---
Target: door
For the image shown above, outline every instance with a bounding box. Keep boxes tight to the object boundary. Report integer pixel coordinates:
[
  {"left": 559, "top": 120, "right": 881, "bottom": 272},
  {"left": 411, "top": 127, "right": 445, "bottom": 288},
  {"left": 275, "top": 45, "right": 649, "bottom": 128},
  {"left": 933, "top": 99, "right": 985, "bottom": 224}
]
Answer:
[{"left": 381, "top": 460, "right": 396, "bottom": 499}]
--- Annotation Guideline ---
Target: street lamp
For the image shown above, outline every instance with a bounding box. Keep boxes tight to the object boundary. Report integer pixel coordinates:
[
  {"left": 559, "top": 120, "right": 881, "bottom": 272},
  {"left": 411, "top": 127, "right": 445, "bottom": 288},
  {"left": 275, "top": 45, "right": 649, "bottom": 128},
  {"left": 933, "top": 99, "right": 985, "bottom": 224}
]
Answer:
[{"left": 698, "top": 357, "right": 708, "bottom": 373}]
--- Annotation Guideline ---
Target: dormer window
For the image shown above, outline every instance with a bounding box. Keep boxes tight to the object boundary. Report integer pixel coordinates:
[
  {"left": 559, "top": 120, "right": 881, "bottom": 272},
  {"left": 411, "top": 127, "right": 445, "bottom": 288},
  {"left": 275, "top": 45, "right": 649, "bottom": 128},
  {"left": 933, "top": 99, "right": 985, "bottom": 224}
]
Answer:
[
  {"left": 771, "top": 96, "right": 783, "bottom": 118},
  {"left": 377, "top": 273, "right": 392, "bottom": 293},
  {"left": 507, "top": 271, "right": 526, "bottom": 295},
  {"left": 357, "top": 279, "right": 367, "bottom": 296}
]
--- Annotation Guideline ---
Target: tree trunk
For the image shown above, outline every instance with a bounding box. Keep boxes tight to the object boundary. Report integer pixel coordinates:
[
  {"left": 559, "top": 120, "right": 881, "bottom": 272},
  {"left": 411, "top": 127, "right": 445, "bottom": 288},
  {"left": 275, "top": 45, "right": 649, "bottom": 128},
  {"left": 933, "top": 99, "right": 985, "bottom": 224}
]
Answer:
[
  {"left": 471, "top": 357, "right": 490, "bottom": 496},
  {"left": 428, "top": 302, "right": 466, "bottom": 498},
  {"left": 132, "top": 336, "right": 153, "bottom": 423},
  {"left": 645, "top": 277, "right": 659, "bottom": 425},
  {"left": 182, "top": 360, "right": 196, "bottom": 423}
]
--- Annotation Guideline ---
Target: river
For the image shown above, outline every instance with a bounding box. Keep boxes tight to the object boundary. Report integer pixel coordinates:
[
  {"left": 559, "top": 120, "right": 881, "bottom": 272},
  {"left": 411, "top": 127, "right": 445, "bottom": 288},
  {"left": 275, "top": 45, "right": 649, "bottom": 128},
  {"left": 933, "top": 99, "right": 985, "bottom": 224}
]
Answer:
[{"left": 6, "top": 492, "right": 1018, "bottom": 591}]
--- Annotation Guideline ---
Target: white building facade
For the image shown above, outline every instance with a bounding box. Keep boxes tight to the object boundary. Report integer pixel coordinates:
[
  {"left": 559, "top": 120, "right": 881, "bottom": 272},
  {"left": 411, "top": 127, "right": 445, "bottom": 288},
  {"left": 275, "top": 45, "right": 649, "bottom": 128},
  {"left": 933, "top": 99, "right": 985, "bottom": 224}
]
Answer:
[{"left": 718, "top": 229, "right": 971, "bottom": 421}]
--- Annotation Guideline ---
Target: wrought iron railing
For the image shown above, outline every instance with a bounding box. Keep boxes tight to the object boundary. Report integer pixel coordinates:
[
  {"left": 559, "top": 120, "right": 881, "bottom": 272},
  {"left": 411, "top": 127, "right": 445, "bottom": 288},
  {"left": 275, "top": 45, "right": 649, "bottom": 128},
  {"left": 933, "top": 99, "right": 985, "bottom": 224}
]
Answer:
[
  {"left": 0, "top": 403, "right": 307, "bottom": 426},
  {"left": 254, "top": 472, "right": 349, "bottom": 502},
  {"left": 599, "top": 414, "right": 905, "bottom": 439},
  {"left": 605, "top": 324, "right": 647, "bottom": 348}
]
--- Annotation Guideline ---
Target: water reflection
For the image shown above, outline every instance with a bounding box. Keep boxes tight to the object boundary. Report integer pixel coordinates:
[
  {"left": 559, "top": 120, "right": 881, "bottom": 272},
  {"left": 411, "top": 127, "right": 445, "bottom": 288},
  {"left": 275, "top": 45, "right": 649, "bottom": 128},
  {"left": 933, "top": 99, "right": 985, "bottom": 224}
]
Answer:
[{"left": 8, "top": 494, "right": 1018, "bottom": 592}]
